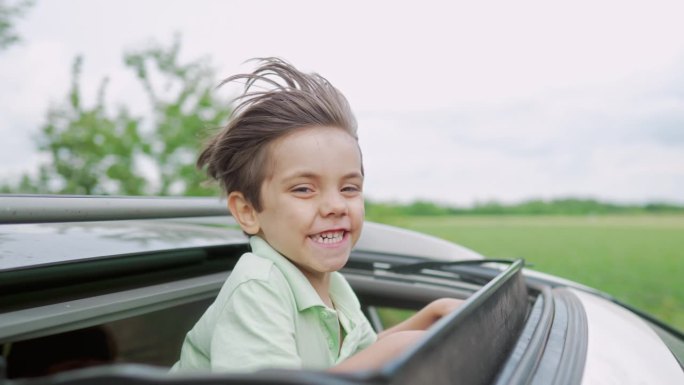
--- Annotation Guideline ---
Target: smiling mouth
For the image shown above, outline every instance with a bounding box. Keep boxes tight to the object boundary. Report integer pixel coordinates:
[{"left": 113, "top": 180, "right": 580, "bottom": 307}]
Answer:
[{"left": 309, "top": 230, "right": 346, "bottom": 244}]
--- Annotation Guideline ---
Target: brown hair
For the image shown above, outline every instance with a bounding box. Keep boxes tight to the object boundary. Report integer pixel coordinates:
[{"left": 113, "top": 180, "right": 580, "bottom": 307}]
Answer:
[{"left": 197, "top": 57, "right": 359, "bottom": 211}]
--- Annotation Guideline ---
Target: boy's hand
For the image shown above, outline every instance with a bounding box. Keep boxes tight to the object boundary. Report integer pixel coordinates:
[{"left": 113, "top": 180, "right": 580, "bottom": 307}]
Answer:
[
  {"left": 427, "top": 297, "right": 463, "bottom": 320},
  {"left": 377, "top": 297, "right": 463, "bottom": 340}
]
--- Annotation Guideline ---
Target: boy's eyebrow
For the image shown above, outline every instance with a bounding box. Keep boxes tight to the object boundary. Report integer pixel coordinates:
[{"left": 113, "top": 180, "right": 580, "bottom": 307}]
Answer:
[
  {"left": 281, "top": 171, "right": 364, "bottom": 183},
  {"left": 342, "top": 171, "right": 364, "bottom": 180}
]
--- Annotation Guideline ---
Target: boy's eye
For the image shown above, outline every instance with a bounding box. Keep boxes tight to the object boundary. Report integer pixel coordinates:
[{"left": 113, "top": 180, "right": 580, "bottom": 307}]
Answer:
[
  {"left": 342, "top": 185, "right": 362, "bottom": 193},
  {"left": 291, "top": 186, "right": 314, "bottom": 194}
]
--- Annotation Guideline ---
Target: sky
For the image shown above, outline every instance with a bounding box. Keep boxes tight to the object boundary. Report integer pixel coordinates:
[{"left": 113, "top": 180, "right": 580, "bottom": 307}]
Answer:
[{"left": 1, "top": 0, "right": 683, "bottom": 206}]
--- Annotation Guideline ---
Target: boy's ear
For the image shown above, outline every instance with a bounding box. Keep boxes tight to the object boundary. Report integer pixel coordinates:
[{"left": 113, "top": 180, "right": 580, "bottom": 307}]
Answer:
[{"left": 227, "top": 191, "right": 260, "bottom": 235}]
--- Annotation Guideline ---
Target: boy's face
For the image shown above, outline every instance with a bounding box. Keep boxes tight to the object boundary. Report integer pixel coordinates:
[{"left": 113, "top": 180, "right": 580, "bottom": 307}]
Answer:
[{"left": 255, "top": 126, "right": 364, "bottom": 283}]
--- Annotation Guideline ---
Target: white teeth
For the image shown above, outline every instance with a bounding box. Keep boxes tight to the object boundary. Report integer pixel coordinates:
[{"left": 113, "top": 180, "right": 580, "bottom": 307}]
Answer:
[{"left": 310, "top": 231, "right": 345, "bottom": 244}]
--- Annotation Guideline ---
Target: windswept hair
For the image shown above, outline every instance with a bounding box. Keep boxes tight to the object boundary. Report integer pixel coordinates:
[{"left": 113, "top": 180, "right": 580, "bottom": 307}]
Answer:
[{"left": 197, "top": 57, "right": 359, "bottom": 211}]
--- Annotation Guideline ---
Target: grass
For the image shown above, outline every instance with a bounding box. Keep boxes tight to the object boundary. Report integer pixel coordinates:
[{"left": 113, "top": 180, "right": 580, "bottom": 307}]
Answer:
[{"left": 368, "top": 214, "right": 684, "bottom": 332}]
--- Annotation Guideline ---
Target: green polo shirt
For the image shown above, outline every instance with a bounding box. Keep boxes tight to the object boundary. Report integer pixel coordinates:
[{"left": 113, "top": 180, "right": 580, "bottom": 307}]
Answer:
[{"left": 171, "top": 236, "right": 377, "bottom": 373}]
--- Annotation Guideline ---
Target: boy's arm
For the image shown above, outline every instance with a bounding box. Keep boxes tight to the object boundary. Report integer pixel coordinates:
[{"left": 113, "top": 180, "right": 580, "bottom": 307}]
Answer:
[
  {"left": 329, "top": 330, "right": 424, "bottom": 372},
  {"left": 377, "top": 298, "right": 463, "bottom": 340},
  {"left": 330, "top": 298, "right": 462, "bottom": 373}
]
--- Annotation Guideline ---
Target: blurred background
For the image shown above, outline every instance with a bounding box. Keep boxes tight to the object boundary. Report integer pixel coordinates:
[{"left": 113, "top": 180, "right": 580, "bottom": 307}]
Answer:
[{"left": 1, "top": 0, "right": 682, "bottom": 329}]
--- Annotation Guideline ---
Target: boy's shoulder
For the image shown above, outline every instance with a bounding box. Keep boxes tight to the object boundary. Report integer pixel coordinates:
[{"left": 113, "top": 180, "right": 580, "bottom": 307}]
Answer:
[
  {"left": 214, "top": 251, "right": 294, "bottom": 306},
  {"left": 230, "top": 251, "right": 281, "bottom": 283}
]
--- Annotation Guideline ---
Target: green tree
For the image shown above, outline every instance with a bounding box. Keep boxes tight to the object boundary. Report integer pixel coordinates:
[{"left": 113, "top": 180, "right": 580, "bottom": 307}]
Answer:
[
  {"left": 32, "top": 56, "right": 147, "bottom": 195},
  {"left": 0, "top": 0, "right": 33, "bottom": 51},
  {"left": 124, "top": 36, "right": 231, "bottom": 195},
  {"left": 4, "top": 36, "right": 231, "bottom": 196}
]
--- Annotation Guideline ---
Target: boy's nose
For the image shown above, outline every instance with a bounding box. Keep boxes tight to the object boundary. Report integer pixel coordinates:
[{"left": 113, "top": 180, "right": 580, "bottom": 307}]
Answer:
[{"left": 320, "top": 192, "right": 348, "bottom": 216}]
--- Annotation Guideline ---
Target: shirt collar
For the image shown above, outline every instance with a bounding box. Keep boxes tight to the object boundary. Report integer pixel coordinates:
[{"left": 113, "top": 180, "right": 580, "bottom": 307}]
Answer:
[
  {"left": 250, "top": 236, "right": 324, "bottom": 311},
  {"left": 249, "top": 236, "right": 357, "bottom": 315}
]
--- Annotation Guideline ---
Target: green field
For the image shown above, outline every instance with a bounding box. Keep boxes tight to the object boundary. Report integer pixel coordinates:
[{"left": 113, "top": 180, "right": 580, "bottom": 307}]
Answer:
[{"left": 369, "top": 214, "right": 684, "bottom": 332}]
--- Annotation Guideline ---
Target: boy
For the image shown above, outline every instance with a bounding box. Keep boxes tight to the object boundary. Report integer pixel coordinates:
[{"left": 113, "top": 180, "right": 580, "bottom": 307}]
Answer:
[{"left": 171, "top": 58, "right": 461, "bottom": 373}]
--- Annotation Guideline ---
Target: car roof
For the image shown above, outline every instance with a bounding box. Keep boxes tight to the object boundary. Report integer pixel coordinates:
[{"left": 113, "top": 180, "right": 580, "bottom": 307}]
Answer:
[
  {"left": 0, "top": 219, "right": 245, "bottom": 271},
  {"left": 0, "top": 195, "right": 484, "bottom": 272}
]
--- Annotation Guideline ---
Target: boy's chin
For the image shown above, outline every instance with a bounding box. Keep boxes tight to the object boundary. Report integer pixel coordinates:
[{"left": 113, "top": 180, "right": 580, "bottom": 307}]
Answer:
[
  {"left": 309, "top": 251, "right": 351, "bottom": 273},
  {"left": 297, "top": 257, "right": 349, "bottom": 278}
]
